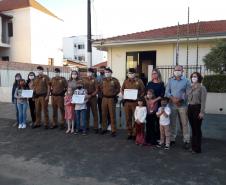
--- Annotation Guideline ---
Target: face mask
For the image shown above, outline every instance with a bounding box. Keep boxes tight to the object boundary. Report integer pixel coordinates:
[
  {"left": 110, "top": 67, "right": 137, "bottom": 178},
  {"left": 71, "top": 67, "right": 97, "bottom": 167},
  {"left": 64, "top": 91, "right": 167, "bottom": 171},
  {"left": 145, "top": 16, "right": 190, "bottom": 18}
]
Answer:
[
  {"left": 29, "top": 75, "right": 34, "bottom": 80},
  {"left": 77, "top": 86, "right": 82, "bottom": 90},
  {"left": 128, "top": 73, "right": 135, "bottom": 79},
  {"left": 147, "top": 94, "right": 153, "bottom": 99},
  {"left": 37, "top": 70, "right": 43, "bottom": 75},
  {"left": 15, "top": 77, "right": 21, "bottom": 81},
  {"left": 100, "top": 72, "right": 105, "bottom": 75},
  {"left": 72, "top": 74, "right": 77, "bottom": 79},
  {"left": 87, "top": 72, "right": 93, "bottom": 77},
  {"left": 55, "top": 72, "right": 60, "bottom": 77},
  {"left": 105, "top": 73, "right": 111, "bottom": 78},
  {"left": 192, "top": 77, "right": 198, "bottom": 83},
  {"left": 174, "top": 71, "right": 182, "bottom": 77},
  {"left": 161, "top": 103, "right": 167, "bottom": 107}
]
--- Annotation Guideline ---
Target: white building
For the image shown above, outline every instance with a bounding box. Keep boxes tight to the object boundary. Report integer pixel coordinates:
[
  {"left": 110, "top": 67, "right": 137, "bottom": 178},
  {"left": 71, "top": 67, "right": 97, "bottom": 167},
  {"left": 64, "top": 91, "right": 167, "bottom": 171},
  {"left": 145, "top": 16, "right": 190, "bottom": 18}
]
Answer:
[
  {"left": 0, "top": 0, "right": 63, "bottom": 66},
  {"left": 63, "top": 35, "right": 107, "bottom": 66}
]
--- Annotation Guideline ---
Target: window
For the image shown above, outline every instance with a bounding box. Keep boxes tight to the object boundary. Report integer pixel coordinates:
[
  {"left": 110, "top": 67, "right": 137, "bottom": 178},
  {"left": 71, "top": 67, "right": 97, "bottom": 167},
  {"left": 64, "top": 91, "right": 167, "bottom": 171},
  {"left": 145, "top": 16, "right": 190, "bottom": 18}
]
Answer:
[
  {"left": 74, "top": 56, "right": 77, "bottom": 60},
  {"left": 8, "top": 22, "right": 13, "bottom": 37},
  {"left": 2, "top": 56, "right": 9, "bottom": 61},
  {"left": 74, "top": 44, "right": 77, "bottom": 48},
  {"left": 48, "top": 58, "right": 54, "bottom": 66},
  {"left": 78, "top": 44, "right": 85, "bottom": 50},
  {"left": 78, "top": 56, "right": 85, "bottom": 61}
]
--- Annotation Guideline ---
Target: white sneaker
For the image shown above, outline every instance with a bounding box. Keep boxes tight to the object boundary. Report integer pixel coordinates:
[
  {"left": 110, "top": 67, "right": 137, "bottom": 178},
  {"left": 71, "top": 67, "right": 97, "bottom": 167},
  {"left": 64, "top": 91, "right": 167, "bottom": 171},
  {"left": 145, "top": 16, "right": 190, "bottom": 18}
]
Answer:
[
  {"left": 22, "top": 124, "right": 26, "bottom": 129},
  {"left": 18, "top": 124, "right": 23, "bottom": 129}
]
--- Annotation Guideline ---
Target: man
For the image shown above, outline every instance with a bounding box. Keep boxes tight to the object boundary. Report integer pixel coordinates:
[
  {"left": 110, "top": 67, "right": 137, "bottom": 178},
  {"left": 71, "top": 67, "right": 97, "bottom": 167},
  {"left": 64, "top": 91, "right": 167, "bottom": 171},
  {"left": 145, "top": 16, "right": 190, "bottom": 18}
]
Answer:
[
  {"left": 165, "top": 65, "right": 191, "bottom": 149},
  {"left": 33, "top": 66, "right": 50, "bottom": 129},
  {"left": 121, "top": 68, "right": 145, "bottom": 140},
  {"left": 49, "top": 68, "right": 67, "bottom": 129},
  {"left": 83, "top": 68, "right": 99, "bottom": 133},
  {"left": 101, "top": 67, "right": 120, "bottom": 137}
]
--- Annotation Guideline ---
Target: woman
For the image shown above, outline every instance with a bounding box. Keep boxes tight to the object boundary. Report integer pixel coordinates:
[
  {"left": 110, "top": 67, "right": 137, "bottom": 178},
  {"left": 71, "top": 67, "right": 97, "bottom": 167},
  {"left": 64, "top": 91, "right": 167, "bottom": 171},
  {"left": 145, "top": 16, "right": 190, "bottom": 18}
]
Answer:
[
  {"left": 67, "top": 70, "right": 82, "bottom": 92},
  {"left": 187, "top": 72, "right": 207, "bottom": 154},
  {"left": 12, "top": 73, "right": 22, "bottom": 127},
  {"left": 145, "top": 69, "right": 165, "bottom": 145},
  {"left": 26, "top": 72, "right": 36, "bottom": 126}
]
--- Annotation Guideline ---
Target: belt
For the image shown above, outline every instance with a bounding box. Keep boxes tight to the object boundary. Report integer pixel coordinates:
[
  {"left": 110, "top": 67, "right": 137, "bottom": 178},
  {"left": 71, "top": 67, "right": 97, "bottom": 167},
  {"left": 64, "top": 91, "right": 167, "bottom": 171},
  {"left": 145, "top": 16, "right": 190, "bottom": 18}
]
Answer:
[
  {"left": 124, "top": 99, "right": 137, "bottom": 103},
  {"left": 103, "top": 95, "right": 115, "bottom": 98}
]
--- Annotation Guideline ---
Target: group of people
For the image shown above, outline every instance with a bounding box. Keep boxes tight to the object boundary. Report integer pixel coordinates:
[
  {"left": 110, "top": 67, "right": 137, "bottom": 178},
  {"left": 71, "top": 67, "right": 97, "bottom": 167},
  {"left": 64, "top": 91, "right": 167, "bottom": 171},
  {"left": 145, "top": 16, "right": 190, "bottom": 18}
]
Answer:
[{"left": 12, "top": 64, "right": 207, "bottom": 154}]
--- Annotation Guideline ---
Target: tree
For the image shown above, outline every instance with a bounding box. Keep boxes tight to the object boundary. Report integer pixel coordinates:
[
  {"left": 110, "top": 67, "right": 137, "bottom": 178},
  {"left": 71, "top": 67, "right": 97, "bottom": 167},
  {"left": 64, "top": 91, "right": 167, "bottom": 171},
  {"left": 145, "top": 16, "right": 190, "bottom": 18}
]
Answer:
[{"left": 203, "top": 40, "right": 226, "bottom": 74}]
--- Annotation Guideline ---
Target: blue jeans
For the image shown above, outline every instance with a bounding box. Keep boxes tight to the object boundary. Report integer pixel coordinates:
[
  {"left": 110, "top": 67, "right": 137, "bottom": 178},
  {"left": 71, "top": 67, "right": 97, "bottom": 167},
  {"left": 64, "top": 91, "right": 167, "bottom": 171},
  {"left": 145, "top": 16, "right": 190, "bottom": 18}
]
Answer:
[
  {"left": 75, "top": 109, "right": 87, "bottom": 131},
  {"left": 17, "top": 102, "right": 28, "bottom": 125},
  {"left": 14, "top": 101, "right": 19, "bottom": 123}
]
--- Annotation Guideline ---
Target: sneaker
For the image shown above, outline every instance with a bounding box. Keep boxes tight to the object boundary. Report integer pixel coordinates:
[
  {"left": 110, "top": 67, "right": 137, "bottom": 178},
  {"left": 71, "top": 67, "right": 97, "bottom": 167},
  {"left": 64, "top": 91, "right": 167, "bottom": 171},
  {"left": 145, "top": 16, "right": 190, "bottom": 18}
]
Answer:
[
  {"left": 22, "top": 124, "right": 26, "bottom": 129},
  {"left": 111, "top": 132, "right": 116, "bottom": 137},
  {"left": 18, "top": 124, "right": 23, "bottom": 129},
  {"left": 82, "top": 131, "right": 87, "bottom": 136},
  {"left": 170, "top": 141, "right": 176, "bottom": 146},
  {"left": 164, "top": 145, "right": 170, "bottom": 150},
  {"left": 183, "top": 142, "right": 190, "bottom": 150},
  {"left": 156, "top": 143, "right": 163, "bottom": 148},
  {"left": 127, "top": 135, "right": 133, "bottom": 140},
  {"left": 74, "top": 130, "right": 79, "bottom": 135}
]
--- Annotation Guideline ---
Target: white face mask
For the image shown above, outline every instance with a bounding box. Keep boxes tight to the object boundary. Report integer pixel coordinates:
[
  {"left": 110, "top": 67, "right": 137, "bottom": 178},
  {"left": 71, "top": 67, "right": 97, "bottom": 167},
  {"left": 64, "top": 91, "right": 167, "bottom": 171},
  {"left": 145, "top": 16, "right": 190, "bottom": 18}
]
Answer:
[
  {"left": 87, "top": 72, "right": 93, "bottom": 77},
  {"left": 192, "top": 77, "right": 198, "bottom": 83},
  {"left": 29, "top": 75, "right": 34, "bottom": 80},
  {"left": 15, "top": 77, "right": 21, "bottom": 81},
  {"left": 128, "top": 73, "right": 135, "bottom": 79},
  {"left": 55, "top": 72, "right": 60, "bottom": 77},
  {"left": 37, "top": 70, "right": 43, "bottom": 75},
  {"left": 72, "top": 74, "right": 77, "bottom": 79},
  {"left": 174, "top": 71, "right": 182, "bottom": 77},
  {"left": 105, "top": 72, "right": 112, "bottom": 78}
]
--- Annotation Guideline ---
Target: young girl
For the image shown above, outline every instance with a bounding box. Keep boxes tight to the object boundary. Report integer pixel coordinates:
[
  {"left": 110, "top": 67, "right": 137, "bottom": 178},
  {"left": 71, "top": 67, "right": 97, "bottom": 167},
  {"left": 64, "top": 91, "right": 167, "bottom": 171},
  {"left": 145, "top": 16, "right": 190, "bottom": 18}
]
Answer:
[
  {"left": 74, "top": 82, "right": 88, "bottom": 135},
  {"left": 64, "top": 87, "right": 75, "bottom": 134},
  {"left": 145, "top": 89, "right": 160, "bottom": 146},
  {"left": 14, "top": 79, "right": 28, "bottom": 129},
  {"left": 134, "top": 97, "right": 147, "bottom": 145}
]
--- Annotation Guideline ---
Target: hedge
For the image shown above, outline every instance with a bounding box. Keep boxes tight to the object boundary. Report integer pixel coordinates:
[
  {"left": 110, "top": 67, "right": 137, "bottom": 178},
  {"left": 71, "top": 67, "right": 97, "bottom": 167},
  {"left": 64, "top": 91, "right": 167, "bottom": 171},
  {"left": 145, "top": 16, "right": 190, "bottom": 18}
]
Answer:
[{"left": 203, "top": 75, "right": 226, "bottom": 93}]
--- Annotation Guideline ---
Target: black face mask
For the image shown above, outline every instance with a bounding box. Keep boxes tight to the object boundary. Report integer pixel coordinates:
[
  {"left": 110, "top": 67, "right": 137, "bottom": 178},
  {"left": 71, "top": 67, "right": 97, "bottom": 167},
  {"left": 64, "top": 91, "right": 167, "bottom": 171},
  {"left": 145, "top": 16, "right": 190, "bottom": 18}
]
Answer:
[
  {"left": 77, "top": 86, "right": 82, "bottom": 90},
  {"left": 100, "top": 72, "right": 104, "bottom": 75}
]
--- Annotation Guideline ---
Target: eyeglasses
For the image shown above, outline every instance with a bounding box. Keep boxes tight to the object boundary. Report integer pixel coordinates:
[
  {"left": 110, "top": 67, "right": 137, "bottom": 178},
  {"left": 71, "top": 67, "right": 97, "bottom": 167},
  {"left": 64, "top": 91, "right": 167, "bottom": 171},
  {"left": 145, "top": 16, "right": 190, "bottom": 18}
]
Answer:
[{"left": 152, "top": 73, "right": 157, "bottom": 75}]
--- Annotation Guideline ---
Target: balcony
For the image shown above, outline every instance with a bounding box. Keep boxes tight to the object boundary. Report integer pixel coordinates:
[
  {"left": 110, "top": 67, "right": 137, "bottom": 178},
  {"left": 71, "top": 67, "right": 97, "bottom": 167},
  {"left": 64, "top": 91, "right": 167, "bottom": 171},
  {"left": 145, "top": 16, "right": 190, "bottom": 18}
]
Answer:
[{"left": 0, "top": 13, "right": 13, "bottom": 48}]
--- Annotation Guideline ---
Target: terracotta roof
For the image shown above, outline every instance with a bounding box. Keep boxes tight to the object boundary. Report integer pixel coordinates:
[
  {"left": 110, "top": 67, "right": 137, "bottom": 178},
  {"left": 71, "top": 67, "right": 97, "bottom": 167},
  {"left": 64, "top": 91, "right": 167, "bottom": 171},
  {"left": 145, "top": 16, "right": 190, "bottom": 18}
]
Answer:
[
  {"left": 0, "top": 0, "right": 61, "bottom": 20},
  {"left": 93, "top": 61, "right": 107, "bottom": 68},
  {"left": 97, "top": 20, "right": 226, "bottom": 43}
]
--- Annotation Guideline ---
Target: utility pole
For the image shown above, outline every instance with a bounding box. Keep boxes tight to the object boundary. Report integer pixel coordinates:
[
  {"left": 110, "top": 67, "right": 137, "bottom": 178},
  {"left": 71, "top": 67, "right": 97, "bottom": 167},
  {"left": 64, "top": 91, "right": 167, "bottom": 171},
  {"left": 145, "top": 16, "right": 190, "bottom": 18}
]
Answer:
[
  {"left": 186, "top": 6, "right": 190, "bottom": 77},
  {"left": 196, "top": 20, "right": 200, "bottom": 71},
  {"left": 87, "top": 0, "right": 92, "bottom": 67},
  {"left": 176, "top": 22, "right": 180, "bottom": 65}
]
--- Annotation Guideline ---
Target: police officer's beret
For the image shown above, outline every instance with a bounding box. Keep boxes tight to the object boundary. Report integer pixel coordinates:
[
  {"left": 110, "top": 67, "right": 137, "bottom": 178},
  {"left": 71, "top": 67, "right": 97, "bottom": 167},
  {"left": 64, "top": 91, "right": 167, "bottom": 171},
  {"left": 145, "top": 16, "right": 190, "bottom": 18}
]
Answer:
[
  {"left": 87, "top": 68, "right": 95, "bottom": 73},
  {"left": 128, "top": 68, "right": 136, "bottom": 73},
  {"left": 37, "top": 66, "right": 44, "bottom": 70},
  {"left": 105, "top": 67, "right": 112, "bottom": 73},
  {"left": 55, "top": 68, "right": 60, "bottom": 73}
]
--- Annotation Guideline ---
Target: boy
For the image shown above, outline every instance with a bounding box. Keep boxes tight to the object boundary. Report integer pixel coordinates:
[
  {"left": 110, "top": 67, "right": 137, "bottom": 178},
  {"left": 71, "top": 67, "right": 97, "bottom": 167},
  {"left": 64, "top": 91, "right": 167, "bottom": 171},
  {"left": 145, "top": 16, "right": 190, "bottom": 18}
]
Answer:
[{"left": 156, "top": 97, "right": 171, "bottom": 150}]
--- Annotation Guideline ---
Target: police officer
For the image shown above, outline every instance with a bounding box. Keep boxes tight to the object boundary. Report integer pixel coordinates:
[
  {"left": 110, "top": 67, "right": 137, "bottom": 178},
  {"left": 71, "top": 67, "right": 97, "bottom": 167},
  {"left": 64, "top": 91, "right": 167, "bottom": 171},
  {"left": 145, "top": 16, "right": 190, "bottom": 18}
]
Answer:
[
  {"left": 50, "top": 68, "right": 68, "bottom": 129},
  {"left": 83, "top": 68, "right": 99, "bottom": 133},
  {"left": 121, "top": 68, "right": 145, "bottom": 139},
  {"left": 101, "top": 67, "right": 120, "bottom": 137},
  {"left": 32, "top": 66, "right": 50, "bottom": 129}
]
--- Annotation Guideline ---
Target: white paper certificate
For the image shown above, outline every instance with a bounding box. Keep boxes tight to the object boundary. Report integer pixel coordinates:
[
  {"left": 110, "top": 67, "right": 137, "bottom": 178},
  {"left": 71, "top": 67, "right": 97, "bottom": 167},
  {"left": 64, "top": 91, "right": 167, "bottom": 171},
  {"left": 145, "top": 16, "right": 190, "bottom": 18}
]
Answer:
[
  {"left": 124, "top": 89, "right": 138, "bottom": 100},
  {"left": 21, "top": 90, "right": 33, "bottom": 98},
  {"left": 72, "top": 94, "right": 85, "bottom": 104}
]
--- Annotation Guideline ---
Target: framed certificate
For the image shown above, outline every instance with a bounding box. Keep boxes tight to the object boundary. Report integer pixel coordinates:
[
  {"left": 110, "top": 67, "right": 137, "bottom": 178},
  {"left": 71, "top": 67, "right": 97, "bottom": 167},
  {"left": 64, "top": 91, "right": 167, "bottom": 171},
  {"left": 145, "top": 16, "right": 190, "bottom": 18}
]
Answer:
[
  {"left": 124, "top": 89, "right": 138, "bottom": 100},
  {"left": 21, "top": 90, "right": 33, "bottom": 98},
  {"left": 72, "top": 94, "right": 85, "bottom": 104}
]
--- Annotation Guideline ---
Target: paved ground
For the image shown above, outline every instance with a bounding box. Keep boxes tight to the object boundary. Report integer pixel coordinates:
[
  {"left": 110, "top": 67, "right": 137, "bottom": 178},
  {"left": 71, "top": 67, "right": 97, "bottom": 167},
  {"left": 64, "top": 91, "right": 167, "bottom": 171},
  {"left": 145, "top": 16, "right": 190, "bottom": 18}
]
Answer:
[{"left": 0, "top": 102, "right": 226, "bottom": 185}]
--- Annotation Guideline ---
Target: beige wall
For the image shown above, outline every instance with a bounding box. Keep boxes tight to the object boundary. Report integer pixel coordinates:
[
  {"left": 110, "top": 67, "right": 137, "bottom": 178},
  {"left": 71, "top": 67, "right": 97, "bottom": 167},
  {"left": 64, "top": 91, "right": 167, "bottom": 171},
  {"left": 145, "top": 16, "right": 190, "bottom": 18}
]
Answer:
[{"left": 107, "top": 41, "right": 216, "bottom": 84}]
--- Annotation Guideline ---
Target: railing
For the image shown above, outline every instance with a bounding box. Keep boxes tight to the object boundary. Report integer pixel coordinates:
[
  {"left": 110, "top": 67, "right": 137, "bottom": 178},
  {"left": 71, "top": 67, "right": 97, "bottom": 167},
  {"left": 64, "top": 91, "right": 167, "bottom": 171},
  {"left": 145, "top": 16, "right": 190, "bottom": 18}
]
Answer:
[{"left": 157, "top": 65, "right": 215, "bottom": 84}]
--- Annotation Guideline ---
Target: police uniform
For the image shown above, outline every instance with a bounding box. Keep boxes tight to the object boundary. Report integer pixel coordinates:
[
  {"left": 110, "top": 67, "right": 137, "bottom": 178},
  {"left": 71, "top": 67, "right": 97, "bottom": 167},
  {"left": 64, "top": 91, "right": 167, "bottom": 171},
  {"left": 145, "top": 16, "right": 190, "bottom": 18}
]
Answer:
[
  {"left": 33, "top": 74, "right": 50, "bottom": 127},
  {"left": 50, "top": 76, "right": 67, "bottom": 128},
  {"left": 101, "top": 76, "right": 120, "bottom": 134},
  {"left": 83, "top": 76, "right": 99, "bottom": 130},
  {"left": 121, "top": 77, "right": 145, "bottom": 137}
]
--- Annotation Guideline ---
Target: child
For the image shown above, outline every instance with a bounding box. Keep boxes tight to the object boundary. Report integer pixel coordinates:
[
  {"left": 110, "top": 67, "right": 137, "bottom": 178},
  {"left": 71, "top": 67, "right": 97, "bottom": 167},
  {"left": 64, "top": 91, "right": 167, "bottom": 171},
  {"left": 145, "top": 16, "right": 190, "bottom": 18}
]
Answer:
[
  {"left": 134, "top": 97, "right": 147, "bottom": 145},
  {"left": 156, "top": 97, "right": 171, "bottom": 150},
  {"left": 65, "top": 87, "right": 75, "bottom": 134},
  {"left": 145, "top": 89, "right": 159, "bottom": 145},
  {"left": 14, "top": 79, "right": 28, "bottom": 129},
  {"left": 73, "top": 82, "right": 88, "bottom": 135}
]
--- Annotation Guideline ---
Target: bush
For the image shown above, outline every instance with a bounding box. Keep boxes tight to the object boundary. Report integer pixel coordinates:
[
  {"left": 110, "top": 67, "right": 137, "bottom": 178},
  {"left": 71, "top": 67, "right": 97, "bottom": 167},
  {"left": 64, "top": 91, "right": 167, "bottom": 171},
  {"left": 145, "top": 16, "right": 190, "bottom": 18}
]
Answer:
[{"left": 203, "top": 75, "right": 226, "bottom": 93}]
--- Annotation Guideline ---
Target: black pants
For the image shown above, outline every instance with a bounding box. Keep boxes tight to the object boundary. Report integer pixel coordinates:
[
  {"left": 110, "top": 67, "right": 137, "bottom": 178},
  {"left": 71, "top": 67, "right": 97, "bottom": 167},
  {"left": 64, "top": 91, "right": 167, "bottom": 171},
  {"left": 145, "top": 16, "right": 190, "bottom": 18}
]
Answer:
[
  {"left": 188, "top": 104, "right": 202, "bottom": 153},
  {"left": 146, "top": 113, "right": 160, "bottom": 145},
  {"left": 98, "top": 97, "right": 110, "bottom": 127},
  {"left": 28, "top": 98, "right": 36, "bottom": 123}
]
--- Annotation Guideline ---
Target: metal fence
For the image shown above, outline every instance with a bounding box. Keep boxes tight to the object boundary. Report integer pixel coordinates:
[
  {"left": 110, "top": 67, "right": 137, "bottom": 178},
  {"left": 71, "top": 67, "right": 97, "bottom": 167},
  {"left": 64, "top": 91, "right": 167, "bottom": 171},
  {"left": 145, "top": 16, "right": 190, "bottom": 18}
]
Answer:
[{"left": 157, "top": 65, "right": 215, "bottom": 84}]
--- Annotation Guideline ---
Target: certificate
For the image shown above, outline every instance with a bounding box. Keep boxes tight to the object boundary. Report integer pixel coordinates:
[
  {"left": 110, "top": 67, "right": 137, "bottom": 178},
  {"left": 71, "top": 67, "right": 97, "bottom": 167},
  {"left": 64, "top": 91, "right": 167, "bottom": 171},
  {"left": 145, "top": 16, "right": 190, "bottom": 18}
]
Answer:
[
  {"left": 72, "top": 94, "right": 85, "bottom": 104},
  {"left": 21, "top": 90, "right": 33, "bottom": 98},
  {"left": 124, "top": 89, "right": 138, "bottom": 100}
]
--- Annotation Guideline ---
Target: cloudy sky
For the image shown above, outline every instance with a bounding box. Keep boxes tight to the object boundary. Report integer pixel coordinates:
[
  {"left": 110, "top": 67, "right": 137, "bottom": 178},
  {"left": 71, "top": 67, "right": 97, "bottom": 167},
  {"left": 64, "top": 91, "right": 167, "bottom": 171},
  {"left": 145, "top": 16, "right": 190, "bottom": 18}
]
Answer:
[{"left": 38, "top": 0, "right": 226, "bottom": 38}]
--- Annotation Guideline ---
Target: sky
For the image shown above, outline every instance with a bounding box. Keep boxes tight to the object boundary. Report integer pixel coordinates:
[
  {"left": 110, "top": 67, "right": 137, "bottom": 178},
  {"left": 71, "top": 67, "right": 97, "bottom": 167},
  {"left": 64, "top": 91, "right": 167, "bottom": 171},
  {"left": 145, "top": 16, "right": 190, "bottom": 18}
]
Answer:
[{"left": 37, "top": 0, "right": 226, "bottom": 38}]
